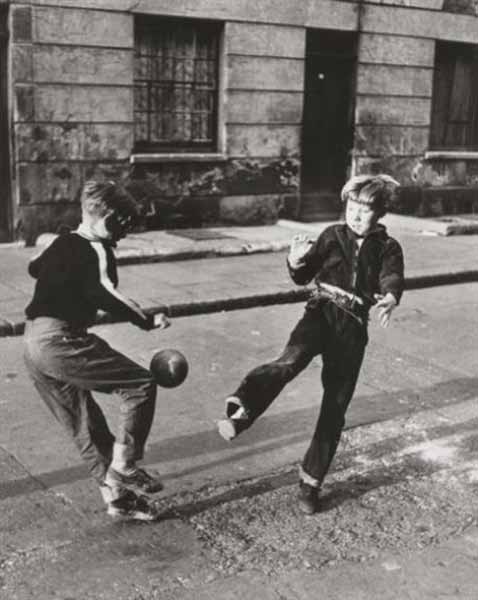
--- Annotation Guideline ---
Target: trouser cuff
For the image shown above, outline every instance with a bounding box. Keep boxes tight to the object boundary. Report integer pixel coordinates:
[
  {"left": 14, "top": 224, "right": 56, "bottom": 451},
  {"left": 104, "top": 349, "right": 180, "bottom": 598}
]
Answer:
[
  {"left": 299, "top": 465, "right": 320, "bottom": 488},
  {"left": 225, "top": 396, "right": 250, "bottom": 420}
]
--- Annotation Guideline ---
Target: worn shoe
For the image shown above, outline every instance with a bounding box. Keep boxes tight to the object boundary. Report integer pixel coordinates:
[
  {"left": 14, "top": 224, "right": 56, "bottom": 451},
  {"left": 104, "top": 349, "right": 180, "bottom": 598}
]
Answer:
[
  {"left": 217, "top": 417, "right": 238, "bottom": 441},
  {"left": 105, "top": 466, "right": 164, "bottom": 495},
  {"left": 107, "top": 489, "right": 160, "bottom": 521},
  {"left": 298, "top": 481, "right": 319, "bottom": 515}
]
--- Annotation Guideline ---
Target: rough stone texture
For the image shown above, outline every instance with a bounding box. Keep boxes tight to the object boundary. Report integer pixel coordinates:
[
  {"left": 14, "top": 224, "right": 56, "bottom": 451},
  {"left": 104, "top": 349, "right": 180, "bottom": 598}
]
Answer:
[
  {"left": 125, "top": 157, "right": 300, "bottom": 228},
  {"left": 16, "top": 160, "right": 130, "bottom": 242},
  {"left": 34, "top": 85, "right": 133, "bottom": 122},
  {"left": 218, "top": 194, "right": 283, "bottom": 225},
  {"left": 16, "top": 154, "right": 300, "bottom": 237},
  {"left": 353, "top": 155, "right": 421, "bottom": 186},
  {"left": 129, "top": 157, "right": 299, "bottom": 200},
  {"left": 227, "top": 91, "right": 303, "bottom": 124},
  {"left": 356, "top": 96, "right": 432, "bottom": 127},
  {"left": 412, "top": 156, "right": 478, "bottom": 187},
  {"left": 357, "top": 64, "right": 433, "bottom": 97},
  {"left": 108, "top": 0, "right": 307, "bottom": 26},
  {"left": 8, "top": 0, "right": 478, "bottom": 236},
  {"left": 359, "top": 33, "right": 435, "bottom": 67},
  {"left": 20, "top": 202, "right": 81, "bottom": 245},
  {"left": 225, "top": 22, "right": 305, "bottom": 57},
  {"left": 362, "top": 2, "right": 478, "bottom": 44},
  {"left": 15, "top": 123, "right": 134, "bottom": 162},
  {"left": 355, "top": 125, "right": 429, "bottom": 157},
  {"left": 18, "top": 161, "right": 130, "bottom": 206},
  {"left": 34, "top": 5, "right": 133, "bottom": 47},
  {"left": 306, "top": 0, "right": 358, "bottom": 30},
  {"left": 227, "top": 124, "right": 301, "bottom": 157},
  {"left": 228, "top": 55, "right": 304, "bottom": 91},
  {"left": 392, "top": 185, "right": 478, "bottom": 217},
  {"left": 11, "top": 45, "right": 33, "bottom": 83},
  {"left": 33, "top": 46, "right": 133, "bottom": 85}
]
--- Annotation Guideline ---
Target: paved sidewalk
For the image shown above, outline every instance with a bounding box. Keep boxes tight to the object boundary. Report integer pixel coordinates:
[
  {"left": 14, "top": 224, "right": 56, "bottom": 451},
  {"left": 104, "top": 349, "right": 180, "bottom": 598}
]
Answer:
[{"left": 0, "top": 213, "right": 477, "bottom": 336}]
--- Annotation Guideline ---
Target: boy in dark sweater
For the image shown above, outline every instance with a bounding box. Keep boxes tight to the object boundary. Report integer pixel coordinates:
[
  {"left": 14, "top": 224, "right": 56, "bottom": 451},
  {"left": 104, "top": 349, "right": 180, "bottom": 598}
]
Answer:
[
  {"left": 216, "top": 174, "right": 404, "bottom": 514},
  {"left": 24, "top": 181, "right": 170, "bottom": 520}
]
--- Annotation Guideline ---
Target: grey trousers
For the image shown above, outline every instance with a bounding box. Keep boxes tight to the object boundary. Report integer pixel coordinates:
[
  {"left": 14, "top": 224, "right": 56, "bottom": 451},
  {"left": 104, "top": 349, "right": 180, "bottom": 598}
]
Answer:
[{"left": 24, "top": 318, "right": 156, "bottom": 484}]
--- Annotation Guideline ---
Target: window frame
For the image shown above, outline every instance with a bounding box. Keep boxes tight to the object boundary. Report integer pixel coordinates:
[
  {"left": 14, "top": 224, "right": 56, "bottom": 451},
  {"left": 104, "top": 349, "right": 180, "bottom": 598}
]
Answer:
[
  {"left": 133, "top": 15, "right": 222, "bottom": 155},
  {"left": 430, "top": 40, "right": 478, "bottom": 152}
]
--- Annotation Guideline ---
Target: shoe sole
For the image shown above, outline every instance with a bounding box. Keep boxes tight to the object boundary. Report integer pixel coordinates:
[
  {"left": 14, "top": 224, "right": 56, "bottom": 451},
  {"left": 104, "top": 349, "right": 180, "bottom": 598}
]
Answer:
[
  {"left": 107, "top": 507, "right": 160, "bottom": 521},
  {"left": 217, "top": 419, "right": 236, "bottom": 441}
]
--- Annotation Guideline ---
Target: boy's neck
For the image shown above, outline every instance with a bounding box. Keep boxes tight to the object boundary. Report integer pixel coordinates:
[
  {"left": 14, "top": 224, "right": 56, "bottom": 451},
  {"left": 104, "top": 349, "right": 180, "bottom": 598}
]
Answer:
[{"left": 346, "top": 222, "right": 383, "bottom": 239}]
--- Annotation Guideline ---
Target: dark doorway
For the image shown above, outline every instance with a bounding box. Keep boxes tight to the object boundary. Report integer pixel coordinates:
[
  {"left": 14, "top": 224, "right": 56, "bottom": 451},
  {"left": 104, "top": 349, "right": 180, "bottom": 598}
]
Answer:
[
  {"left": 300, "top": 29, "right": 357, "bottom": 221},
  {"left": 0, "top": 6, "right": 12, "bottom": 241}
]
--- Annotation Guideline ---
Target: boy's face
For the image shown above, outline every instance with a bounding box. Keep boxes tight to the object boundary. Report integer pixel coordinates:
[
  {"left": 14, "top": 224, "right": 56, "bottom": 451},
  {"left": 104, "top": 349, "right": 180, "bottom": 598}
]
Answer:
[
  {"left": 345, "top": 198, "right": 379, "bottom": 237},
  {"left": 90, "top": 210, "right": 133, "bottom": 242}
]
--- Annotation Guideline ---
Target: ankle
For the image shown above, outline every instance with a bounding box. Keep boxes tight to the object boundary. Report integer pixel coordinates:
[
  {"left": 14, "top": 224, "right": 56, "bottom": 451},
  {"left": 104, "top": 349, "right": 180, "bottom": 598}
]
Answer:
[{"left": 110, "top": 442, "right": 136, "bottom": 475}]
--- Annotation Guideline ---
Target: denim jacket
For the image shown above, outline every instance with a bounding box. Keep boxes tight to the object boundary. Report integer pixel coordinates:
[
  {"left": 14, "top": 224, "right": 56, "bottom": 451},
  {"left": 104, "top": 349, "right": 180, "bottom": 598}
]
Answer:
[{"left": 287, "top": 223, "right": 405, "bottom": 310}]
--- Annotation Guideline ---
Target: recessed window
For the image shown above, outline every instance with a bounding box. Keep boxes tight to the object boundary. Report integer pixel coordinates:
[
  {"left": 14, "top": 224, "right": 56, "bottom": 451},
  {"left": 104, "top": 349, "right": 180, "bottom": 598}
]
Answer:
[
  {"left": 134, "top": 16, "right": 221, "bottom": 153},
  {"left": 430, "top": 41, "right": 478, "bottom": 150}
]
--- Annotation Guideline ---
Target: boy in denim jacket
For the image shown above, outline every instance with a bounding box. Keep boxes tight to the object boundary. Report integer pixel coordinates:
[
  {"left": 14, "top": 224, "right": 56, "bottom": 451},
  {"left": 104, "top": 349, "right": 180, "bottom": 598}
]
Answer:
[{"left": 217, "top": 174, "right": 404, "bottom": 514}]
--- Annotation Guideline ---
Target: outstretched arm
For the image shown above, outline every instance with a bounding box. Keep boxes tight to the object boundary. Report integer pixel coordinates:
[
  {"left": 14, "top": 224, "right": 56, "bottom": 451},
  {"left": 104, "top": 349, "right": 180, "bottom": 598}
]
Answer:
[
  {"left": 375, "top": 239, "right": 405, "bottom": 327},
  {"left": 82, "top": 247, "right": 170, "bottom": 330}
]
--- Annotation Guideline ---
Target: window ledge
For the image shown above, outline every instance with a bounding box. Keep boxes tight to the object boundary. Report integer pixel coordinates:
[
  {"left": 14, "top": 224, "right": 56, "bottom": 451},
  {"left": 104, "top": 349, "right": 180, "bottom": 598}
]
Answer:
[
  {"left": 130, "top": 153, "right": 227, "bottom": 164},
  {"left": 425, "top": 150, "right": 478, "bottom": 160}
]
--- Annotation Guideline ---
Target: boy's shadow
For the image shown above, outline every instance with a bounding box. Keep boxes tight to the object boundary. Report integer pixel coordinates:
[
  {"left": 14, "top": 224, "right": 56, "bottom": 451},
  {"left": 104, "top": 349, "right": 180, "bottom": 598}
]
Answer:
[{"left": 159, "top": 411, "right": 478, "bottom": 520}]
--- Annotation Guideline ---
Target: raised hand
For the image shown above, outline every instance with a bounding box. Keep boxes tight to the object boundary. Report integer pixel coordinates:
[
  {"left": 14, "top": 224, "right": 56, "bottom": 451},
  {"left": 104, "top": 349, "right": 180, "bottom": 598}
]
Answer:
[
  {"left": 288, "top": 234, "right": 314, "bottom": 268},
  {"left": 153, "top": 312, "right": 171, "bottom": 330}
]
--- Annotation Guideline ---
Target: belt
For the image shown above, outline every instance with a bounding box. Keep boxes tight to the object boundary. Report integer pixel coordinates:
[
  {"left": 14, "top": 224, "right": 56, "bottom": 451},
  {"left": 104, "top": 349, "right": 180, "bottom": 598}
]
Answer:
[{"left": 312, "top": 282, "right": 366, "bottom": 324}]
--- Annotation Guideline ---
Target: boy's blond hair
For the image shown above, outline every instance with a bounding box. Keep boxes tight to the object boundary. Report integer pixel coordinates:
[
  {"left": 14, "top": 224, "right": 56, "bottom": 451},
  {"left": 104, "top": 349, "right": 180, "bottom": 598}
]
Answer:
[
  {"left": 81, "top": 180, "right": 138, "bottom": 221},
  {"left": 341, "top": 174, "right": 399, "bottom": 218}
]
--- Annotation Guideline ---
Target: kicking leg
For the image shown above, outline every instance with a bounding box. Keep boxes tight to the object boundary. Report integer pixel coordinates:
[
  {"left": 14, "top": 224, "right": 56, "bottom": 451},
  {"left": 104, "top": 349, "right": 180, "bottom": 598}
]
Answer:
[{"left": 218, "top": 309, "right": 324, "bottom": 440}]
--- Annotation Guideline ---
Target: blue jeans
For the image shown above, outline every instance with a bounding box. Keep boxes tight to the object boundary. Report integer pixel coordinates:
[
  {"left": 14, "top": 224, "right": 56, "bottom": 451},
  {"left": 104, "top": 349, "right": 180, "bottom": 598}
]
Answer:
[
  {"left": 24, "top": 318, "right": 156, "bottom": 484},
  {"left": 233, "top": 302, "right": 367, "bottom": 487}
]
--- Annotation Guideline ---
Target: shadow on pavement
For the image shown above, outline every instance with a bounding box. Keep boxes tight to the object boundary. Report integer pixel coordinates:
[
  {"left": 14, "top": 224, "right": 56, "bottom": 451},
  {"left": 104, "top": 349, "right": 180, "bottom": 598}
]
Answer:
[
  {"left": 160, "top": 417, "right": 478, "bottom": 521},
  {"left": 1, "top": 376, "right": 478, "bottom": 502}
]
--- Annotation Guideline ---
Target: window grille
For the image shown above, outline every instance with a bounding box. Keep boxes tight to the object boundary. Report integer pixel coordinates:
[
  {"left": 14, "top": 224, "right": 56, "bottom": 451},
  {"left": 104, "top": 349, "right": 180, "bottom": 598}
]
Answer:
[
  {"left": 134, "top": 16, "right": 220, "bottom": 152},
  {"left": 430, "top": 41, "right": 478, "bottom": 150}
]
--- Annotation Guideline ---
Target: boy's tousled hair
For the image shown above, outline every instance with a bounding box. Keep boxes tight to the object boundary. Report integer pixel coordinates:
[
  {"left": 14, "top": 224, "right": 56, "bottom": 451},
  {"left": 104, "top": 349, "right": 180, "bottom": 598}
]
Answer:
[
  {"left": 81, "top": 180, "right": 139, "bottom": 221},
  {"left": 341, "top": 174, "right": 399, "bottom": 218}
]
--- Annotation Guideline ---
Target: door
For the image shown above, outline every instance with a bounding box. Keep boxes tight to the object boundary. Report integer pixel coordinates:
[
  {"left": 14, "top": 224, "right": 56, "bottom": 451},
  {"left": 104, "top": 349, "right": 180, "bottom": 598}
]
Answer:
[
  {"left": 0, "top": 6, "right": 12, "bottom": 241},
  {"left": 300, "top": 30, "right": 357, "bottom": 218}
]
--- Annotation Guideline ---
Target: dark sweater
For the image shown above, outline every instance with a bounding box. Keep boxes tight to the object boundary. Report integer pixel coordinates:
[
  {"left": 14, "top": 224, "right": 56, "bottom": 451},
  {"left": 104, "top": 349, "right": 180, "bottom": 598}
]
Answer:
[
  {"left": 288, "top": 223, "right": 405, "bottom": 308},
  {"left": 25, "top": 232, "right": 153, "bottom": 330}
]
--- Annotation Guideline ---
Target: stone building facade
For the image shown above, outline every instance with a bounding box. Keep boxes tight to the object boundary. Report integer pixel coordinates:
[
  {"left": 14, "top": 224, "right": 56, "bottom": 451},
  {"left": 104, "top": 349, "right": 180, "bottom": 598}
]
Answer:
[{"left": 1, "top": 0, "right": 478, "bottom": 243}]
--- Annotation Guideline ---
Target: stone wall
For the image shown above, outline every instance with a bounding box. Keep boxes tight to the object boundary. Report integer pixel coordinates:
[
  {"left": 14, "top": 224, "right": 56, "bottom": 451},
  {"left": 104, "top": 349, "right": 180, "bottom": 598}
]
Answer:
[
  {"left": 352, "top": 0, "right": 478, "bottom": 216},
  {"left": 11, "top": 1, "right": 309, "bottom": 240},
  {"left": 8, "top": 0, "right": 478, "bottom": 241},
  {"left": 11, "top": 3, "right": 134, "bottom": 242}
]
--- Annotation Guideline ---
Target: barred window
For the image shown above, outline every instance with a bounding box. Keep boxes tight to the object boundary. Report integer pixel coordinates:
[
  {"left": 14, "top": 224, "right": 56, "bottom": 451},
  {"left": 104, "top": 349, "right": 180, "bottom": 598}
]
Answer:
[
  {"left": 134, "top": 16, "right": 221, "bottom": 152},
  {"left": 430, "top": 41, "right": 478, "bottom": 150}
]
